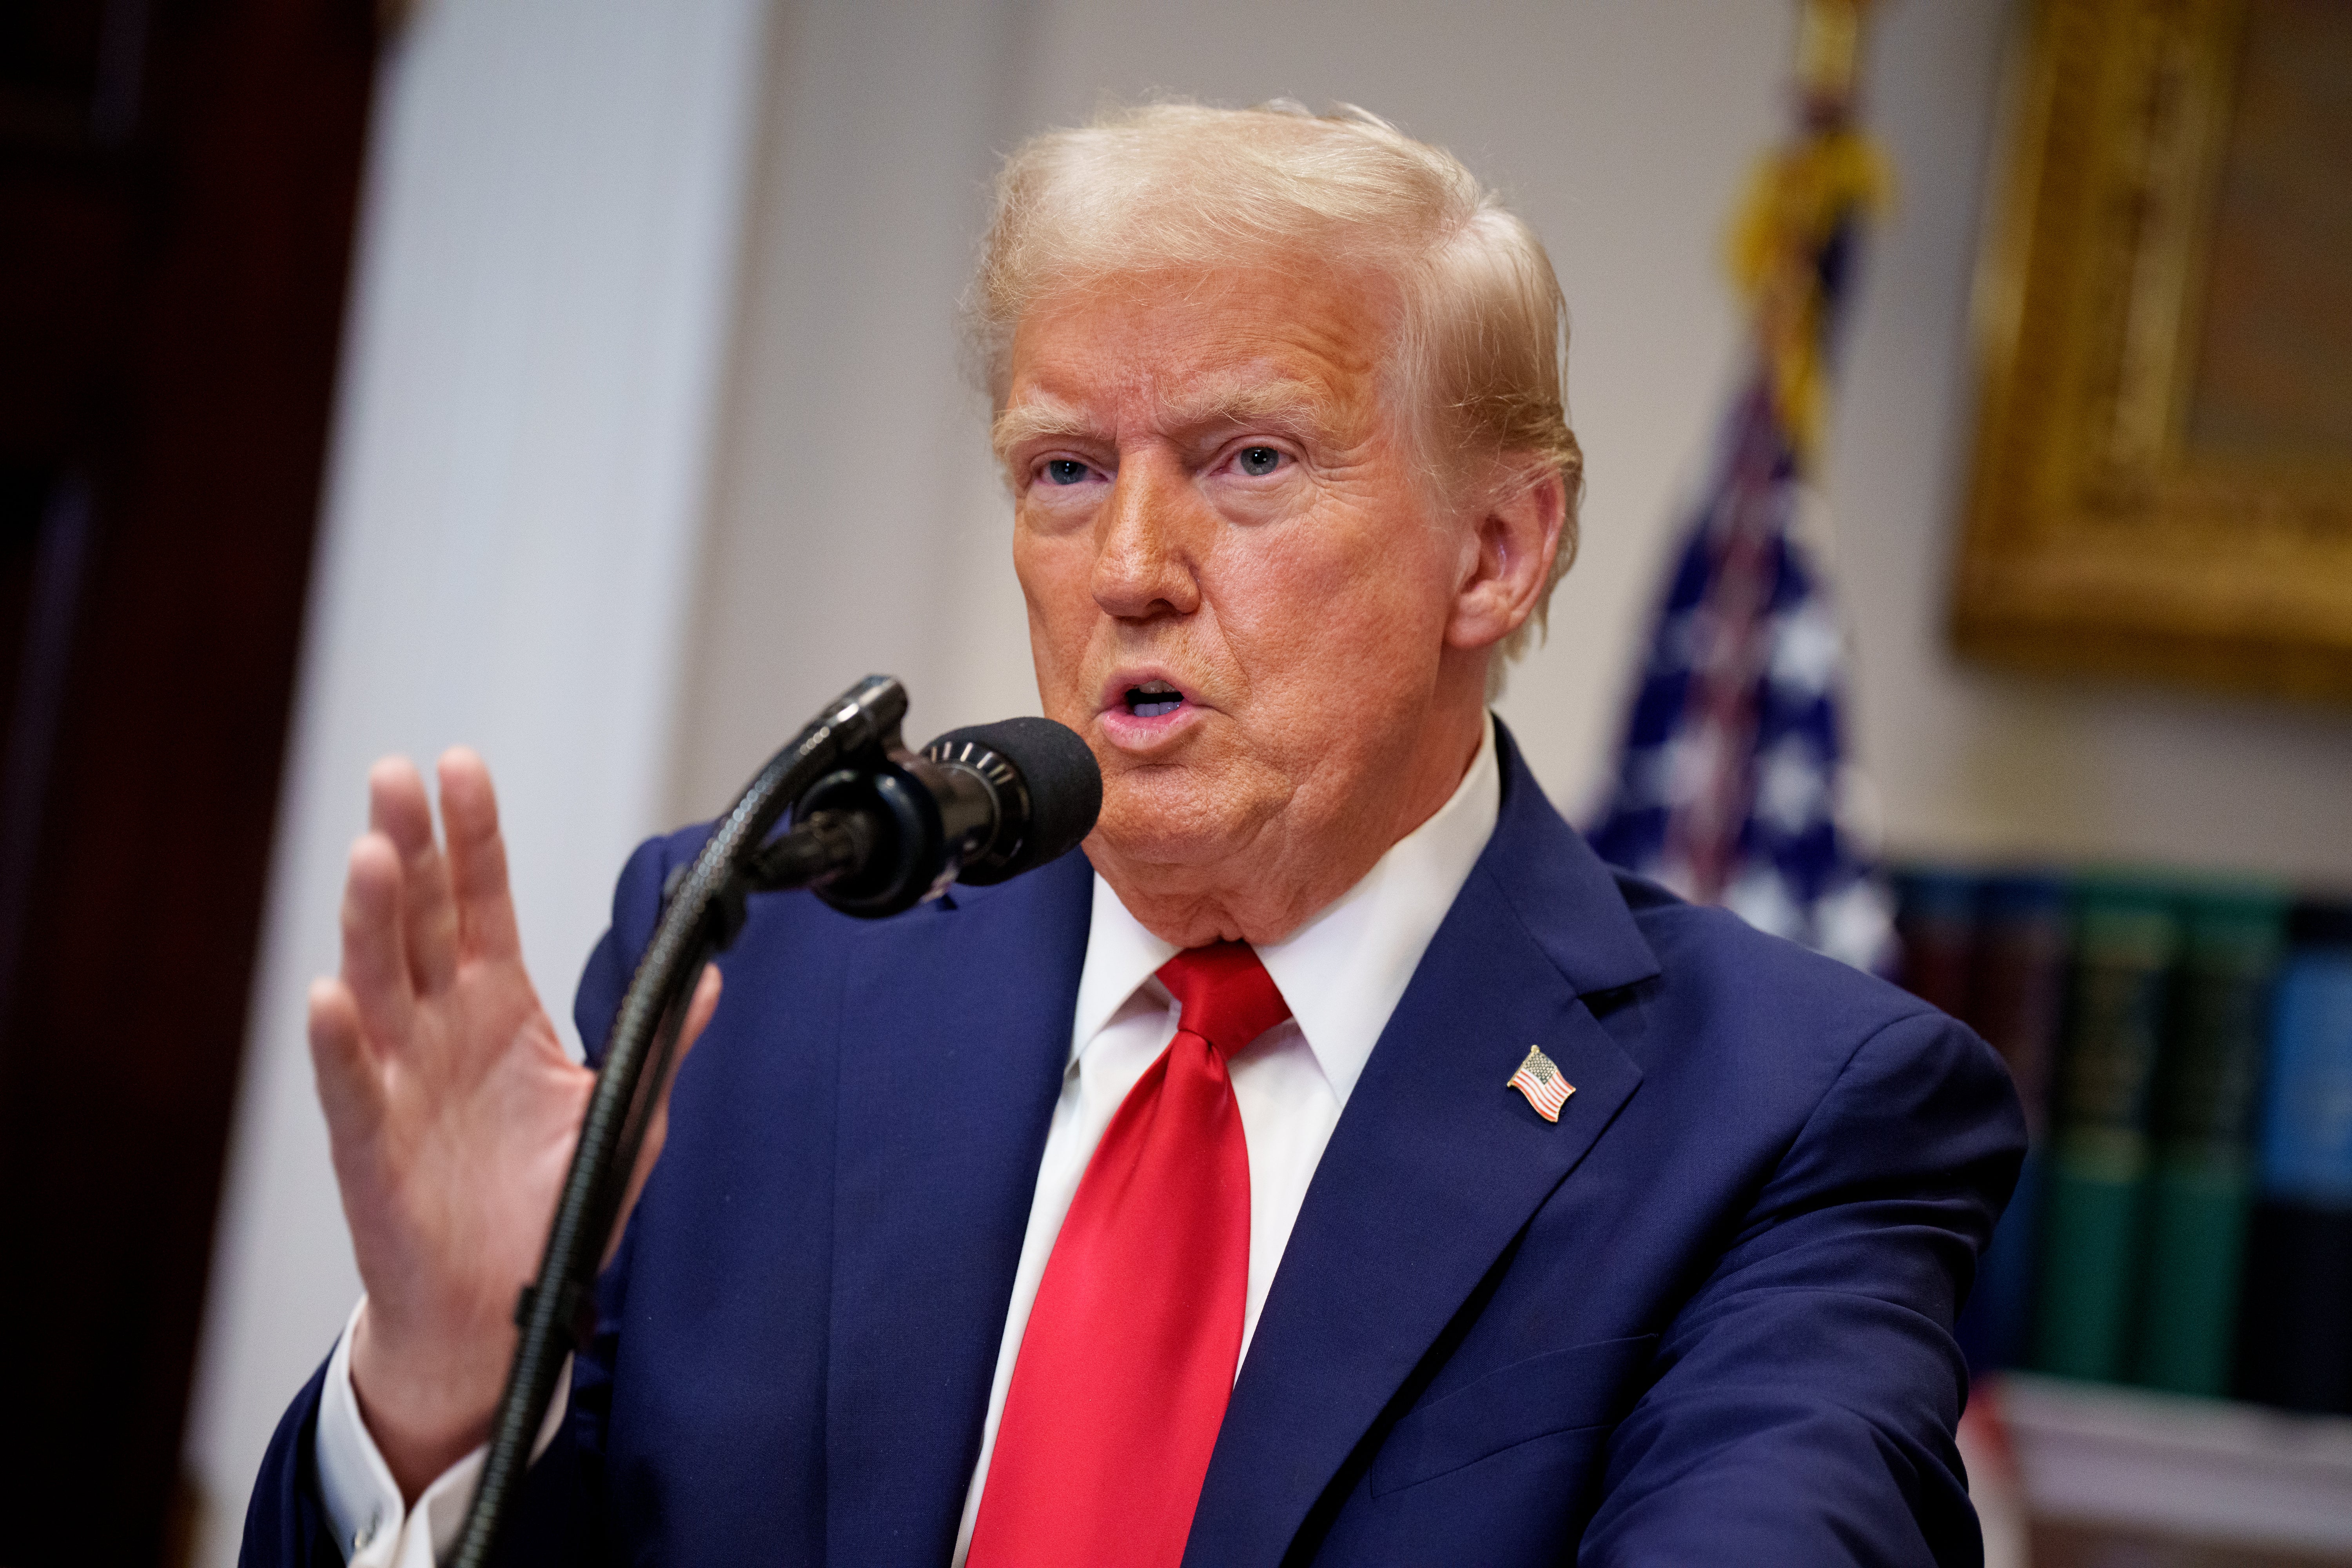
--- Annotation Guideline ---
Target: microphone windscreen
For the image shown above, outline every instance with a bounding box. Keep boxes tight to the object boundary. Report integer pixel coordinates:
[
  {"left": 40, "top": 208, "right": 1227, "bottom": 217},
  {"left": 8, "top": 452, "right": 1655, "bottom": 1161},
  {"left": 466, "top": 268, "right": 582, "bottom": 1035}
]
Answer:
[{"left": 931, "top": 716, "right": 1102, "bottom": 883}]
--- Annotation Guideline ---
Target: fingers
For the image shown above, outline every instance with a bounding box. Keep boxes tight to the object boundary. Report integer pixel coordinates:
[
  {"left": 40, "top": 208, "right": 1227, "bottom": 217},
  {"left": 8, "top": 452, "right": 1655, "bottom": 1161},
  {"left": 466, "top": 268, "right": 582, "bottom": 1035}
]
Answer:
[
  {"left": 437, "top": 747, "right": 526, "bottom": 966},
  {"left": 307, "top": 975, "right": 385, "bottom": 1139},
  {"left": 676, "top": 961, "right": 723, "bottom": 1059},
  {"left": 341, "top": 831, "right": 417, "bottom": 1048},
  {"left": 605, "top": 964, "right": 722, "bottom": 1267},
  {"left": 368, "top": 757, "right": 459, "bottom": 995}
]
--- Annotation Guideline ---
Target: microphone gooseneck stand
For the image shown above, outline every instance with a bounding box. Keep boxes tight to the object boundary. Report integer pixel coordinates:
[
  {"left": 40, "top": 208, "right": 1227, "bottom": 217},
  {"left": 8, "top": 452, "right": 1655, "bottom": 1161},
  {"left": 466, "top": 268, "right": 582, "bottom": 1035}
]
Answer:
[{"left": 448, "top": 674, "right": 1095, "bottom": 1567}]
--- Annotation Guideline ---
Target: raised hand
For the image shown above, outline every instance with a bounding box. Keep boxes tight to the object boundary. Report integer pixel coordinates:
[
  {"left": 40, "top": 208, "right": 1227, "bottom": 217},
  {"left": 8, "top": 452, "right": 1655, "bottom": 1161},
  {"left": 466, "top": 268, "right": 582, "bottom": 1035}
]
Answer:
[{"left": 307, "top": 748, "right": 719, "bottom": 1499}]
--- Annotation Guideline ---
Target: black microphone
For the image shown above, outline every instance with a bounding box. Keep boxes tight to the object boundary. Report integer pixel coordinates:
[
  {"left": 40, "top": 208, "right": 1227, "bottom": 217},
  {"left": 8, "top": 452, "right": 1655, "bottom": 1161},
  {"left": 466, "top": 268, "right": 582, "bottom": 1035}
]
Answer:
[
  {"left": 742, "top": 713, "right": 1103, "bottom": 920},
  {"left": 919, "top": 716, "right": 1105, "bottom": 884}
]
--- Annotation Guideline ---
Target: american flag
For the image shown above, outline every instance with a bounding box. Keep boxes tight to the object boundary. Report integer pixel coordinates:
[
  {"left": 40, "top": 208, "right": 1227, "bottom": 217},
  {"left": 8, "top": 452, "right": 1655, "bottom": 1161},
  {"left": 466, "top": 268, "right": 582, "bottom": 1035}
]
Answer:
[
  {"left": 1585, "top": 52, "right": 1896, "bottom": 976},
  {"left": 1507, "top": 1045, "right": 1574, "bottom": 1122},
  {"left": 1583, "top": 378, "right": 1894, "bottom": 973}
]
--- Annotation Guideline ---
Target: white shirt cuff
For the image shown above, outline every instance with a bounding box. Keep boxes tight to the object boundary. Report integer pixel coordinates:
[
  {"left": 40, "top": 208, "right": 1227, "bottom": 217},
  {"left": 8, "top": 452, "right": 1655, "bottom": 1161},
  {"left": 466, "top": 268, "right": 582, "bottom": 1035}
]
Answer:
[{"left": 313, "top": 1297, "right": 572, "bottom": 1566}]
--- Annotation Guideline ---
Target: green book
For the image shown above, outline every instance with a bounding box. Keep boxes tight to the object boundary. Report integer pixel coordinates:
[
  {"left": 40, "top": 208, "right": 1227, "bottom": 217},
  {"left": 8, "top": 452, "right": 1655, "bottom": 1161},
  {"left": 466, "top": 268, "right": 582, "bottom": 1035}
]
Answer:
[
  {"left": 2034, "top": 881, "right": 2178, "bottom": 1381},
  {"left": 2134, "top": 888, "right": 2288, "bottom": 1395}
]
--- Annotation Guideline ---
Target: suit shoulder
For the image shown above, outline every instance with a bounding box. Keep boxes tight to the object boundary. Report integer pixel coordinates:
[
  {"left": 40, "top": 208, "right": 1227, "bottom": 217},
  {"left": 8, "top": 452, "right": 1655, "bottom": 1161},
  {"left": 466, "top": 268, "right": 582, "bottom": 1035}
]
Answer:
[
  {"left": 1588, "top": 874, "right": 2019, "bottom": 1193},
  {"left": 1609, "top": 869, "right": 1946, "bottom": 1065}
]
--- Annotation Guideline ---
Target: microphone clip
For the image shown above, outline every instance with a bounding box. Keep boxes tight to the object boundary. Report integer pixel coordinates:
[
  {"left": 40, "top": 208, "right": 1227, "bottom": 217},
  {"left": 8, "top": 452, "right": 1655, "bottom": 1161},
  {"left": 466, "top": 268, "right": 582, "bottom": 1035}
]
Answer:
[{"left": 692, "top": 684, "right": 1043, "bottom": 940}]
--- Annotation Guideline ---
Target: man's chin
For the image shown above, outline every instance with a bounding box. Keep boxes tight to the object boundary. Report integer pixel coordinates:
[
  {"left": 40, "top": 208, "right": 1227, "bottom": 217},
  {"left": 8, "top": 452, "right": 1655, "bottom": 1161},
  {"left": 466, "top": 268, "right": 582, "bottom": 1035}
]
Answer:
[{"left": 1086, "top": 777, "right": 1270, "bottom": 878}]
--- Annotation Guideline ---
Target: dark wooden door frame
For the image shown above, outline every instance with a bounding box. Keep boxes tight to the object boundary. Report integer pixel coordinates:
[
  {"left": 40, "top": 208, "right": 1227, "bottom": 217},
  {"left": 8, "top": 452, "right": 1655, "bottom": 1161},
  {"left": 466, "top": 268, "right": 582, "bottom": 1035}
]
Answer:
[{"left": 0, "top": 2, "right": 378, "bottom": 1562}]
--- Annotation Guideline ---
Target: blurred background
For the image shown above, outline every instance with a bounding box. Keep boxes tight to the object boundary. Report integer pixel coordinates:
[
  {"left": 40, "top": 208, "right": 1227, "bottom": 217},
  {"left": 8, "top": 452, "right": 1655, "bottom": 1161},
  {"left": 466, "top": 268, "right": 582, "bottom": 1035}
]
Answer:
[{"left": 0, "top": 0, "right": 2345, "bottom": 1564}]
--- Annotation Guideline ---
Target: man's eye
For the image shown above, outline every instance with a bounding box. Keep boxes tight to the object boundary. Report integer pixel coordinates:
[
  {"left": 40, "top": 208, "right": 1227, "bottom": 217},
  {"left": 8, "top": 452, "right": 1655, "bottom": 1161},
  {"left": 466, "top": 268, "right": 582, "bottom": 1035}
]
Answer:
[
  {"left": 1042, "top": 459, "right": 1093, "bottom": 486},
  {"left": 1236, "top": 446, "right": 1284, "bottom": 477}
]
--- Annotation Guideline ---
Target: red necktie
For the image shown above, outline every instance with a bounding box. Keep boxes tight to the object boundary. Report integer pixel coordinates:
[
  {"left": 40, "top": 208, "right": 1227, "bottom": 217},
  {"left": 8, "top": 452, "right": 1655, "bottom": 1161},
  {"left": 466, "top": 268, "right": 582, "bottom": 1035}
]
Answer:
[{"left": 967, "top": 943, "right": 1291, "bottom": 1568}]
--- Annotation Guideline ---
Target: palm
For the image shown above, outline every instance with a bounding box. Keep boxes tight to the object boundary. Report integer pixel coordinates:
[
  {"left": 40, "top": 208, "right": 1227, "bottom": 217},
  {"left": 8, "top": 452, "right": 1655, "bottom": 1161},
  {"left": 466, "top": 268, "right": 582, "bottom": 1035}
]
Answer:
[
  {"left": 309, "top": 749, "right": 717, "bottom": 1495},
  {"left": 357, "top": 955, "right": 585, "bottom": 1342}
]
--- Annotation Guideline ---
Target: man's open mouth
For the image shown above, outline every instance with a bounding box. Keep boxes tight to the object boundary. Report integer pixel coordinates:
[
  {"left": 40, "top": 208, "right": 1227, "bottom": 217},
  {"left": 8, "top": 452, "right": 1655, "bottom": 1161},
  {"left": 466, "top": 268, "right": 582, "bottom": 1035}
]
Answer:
[{"left": 1123, "top": 681, "right": 1185, "bottom": 718}]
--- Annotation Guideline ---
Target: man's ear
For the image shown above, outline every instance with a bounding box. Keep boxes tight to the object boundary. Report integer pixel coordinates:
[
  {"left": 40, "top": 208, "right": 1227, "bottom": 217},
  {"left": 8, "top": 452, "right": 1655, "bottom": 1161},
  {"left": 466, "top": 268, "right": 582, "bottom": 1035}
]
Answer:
[{"left": 1444, "top": 459, "right": 1566, "bottom": 653}]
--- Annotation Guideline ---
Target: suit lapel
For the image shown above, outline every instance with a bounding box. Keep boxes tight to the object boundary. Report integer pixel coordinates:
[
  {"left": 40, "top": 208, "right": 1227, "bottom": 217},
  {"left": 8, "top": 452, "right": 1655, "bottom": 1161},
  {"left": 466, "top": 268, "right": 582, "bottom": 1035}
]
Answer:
[
  {"left": 822, "top": 852, "right": 1093, "bottom": 1567},
  {"left": 1185, "top": 728, "right": 1659, "bottom": 1567}
]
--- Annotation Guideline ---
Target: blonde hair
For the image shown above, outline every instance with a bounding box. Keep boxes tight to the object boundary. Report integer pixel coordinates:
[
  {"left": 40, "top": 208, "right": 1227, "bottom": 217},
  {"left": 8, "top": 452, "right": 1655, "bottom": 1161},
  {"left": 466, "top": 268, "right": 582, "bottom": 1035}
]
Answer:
[{"left": 969, "top": 100, "right": 1583, "bottom": 667}]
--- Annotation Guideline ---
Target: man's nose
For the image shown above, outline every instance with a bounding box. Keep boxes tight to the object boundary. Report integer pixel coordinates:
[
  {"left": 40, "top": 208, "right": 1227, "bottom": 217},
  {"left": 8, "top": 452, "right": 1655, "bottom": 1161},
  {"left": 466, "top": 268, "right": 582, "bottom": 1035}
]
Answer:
[{"left": 1091, "top": 454, "right": 1202, "bottom": 621}]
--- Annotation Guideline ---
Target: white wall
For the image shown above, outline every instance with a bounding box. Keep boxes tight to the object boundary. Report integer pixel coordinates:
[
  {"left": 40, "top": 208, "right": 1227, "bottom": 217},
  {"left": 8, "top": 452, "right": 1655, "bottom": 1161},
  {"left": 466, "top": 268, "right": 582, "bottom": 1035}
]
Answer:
[
  {"left": 665, "top": 0, "right": 1042, "bottom": 817},
  {"left": 180, "top": 2, "right": 769, "bottom": 1562}
]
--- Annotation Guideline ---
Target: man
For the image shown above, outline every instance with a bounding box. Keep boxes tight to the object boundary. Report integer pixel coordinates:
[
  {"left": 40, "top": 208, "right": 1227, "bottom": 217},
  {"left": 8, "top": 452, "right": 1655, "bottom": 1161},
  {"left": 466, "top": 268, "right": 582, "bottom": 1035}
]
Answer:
[{"left": 246, "top": 103, "right": 2022, "bottom": 1566}]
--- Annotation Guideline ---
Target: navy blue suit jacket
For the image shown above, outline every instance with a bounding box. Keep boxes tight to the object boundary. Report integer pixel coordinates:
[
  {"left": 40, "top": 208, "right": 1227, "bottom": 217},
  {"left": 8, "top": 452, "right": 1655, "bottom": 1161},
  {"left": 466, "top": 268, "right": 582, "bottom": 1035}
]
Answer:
[{"left": 245, "top": 725, "right": 2024, "bottom": 1565}]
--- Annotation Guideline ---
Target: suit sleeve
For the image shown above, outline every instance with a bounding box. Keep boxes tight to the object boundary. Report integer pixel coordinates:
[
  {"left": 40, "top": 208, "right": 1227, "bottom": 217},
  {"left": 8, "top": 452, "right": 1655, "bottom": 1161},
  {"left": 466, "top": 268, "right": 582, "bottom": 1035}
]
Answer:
[
  {"left": 1579, "top": 1008, "right": 2026, "bottom": 1568},
  {"left": 241, "top": 1358, "right": 345, "bottom": 1566},
  {"left": 239, "top": 834, "right": 689, "bottom": 1567}
]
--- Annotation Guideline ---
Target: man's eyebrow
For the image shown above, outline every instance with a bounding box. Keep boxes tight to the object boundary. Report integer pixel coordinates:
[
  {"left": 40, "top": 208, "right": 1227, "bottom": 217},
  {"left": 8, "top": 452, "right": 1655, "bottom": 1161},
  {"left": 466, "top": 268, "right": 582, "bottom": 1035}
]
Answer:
[
  {"left": 991, "top": 395, "right": 1094, "bottom": 462},
  {"left": 1158, "top": 377, "right": 1334, "bottom": 439},
  {"left": 991, "top": 376, "right": 1340, "bottom": 464}
]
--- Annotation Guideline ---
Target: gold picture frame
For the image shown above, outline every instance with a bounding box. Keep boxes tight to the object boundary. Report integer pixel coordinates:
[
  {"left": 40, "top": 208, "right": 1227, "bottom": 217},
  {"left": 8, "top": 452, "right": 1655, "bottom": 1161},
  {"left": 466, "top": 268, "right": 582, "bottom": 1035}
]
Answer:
[{"left": 1953, "top": 0, "right": 2352, "bottom": 702}]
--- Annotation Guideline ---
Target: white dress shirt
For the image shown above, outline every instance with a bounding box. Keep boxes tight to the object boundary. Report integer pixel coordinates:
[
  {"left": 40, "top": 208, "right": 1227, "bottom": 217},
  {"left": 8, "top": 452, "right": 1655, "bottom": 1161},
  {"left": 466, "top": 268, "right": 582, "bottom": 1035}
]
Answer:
[
  {"left": 314, "top": 1298, "right": 571, "bottom": 1567},
  {"left": 319, "top": 715, "right": 1501, "bottom": 1568}
]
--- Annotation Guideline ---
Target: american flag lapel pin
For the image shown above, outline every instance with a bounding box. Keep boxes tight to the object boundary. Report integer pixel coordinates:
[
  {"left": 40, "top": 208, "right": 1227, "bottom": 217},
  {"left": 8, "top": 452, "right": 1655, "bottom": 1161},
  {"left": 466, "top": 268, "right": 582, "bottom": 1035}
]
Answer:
[{"left": 1507, "top": 1045, "right": 1574, "bottom": 1122}]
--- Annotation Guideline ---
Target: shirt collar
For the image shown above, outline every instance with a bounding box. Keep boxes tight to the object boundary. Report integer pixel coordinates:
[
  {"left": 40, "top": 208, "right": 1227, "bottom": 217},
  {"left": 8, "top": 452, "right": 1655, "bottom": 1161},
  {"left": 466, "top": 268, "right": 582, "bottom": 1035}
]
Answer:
[{"left": 1071, "top": 713, "right": 1502, "bottom": 1107}]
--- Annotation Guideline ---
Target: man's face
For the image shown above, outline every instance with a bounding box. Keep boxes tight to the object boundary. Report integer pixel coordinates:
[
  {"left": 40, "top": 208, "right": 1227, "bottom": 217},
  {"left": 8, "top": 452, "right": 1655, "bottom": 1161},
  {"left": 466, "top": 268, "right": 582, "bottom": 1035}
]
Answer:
[{"left": 1000, "top": 260, "right": 1475, "bottom": 925}]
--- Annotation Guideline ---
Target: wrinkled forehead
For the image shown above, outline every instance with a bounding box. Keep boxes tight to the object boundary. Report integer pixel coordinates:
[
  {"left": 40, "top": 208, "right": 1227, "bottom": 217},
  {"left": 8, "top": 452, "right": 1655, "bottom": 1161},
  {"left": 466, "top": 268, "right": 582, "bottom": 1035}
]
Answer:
[{"left": 991, "top": 260, "right": 1408, "bottom": 455}]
